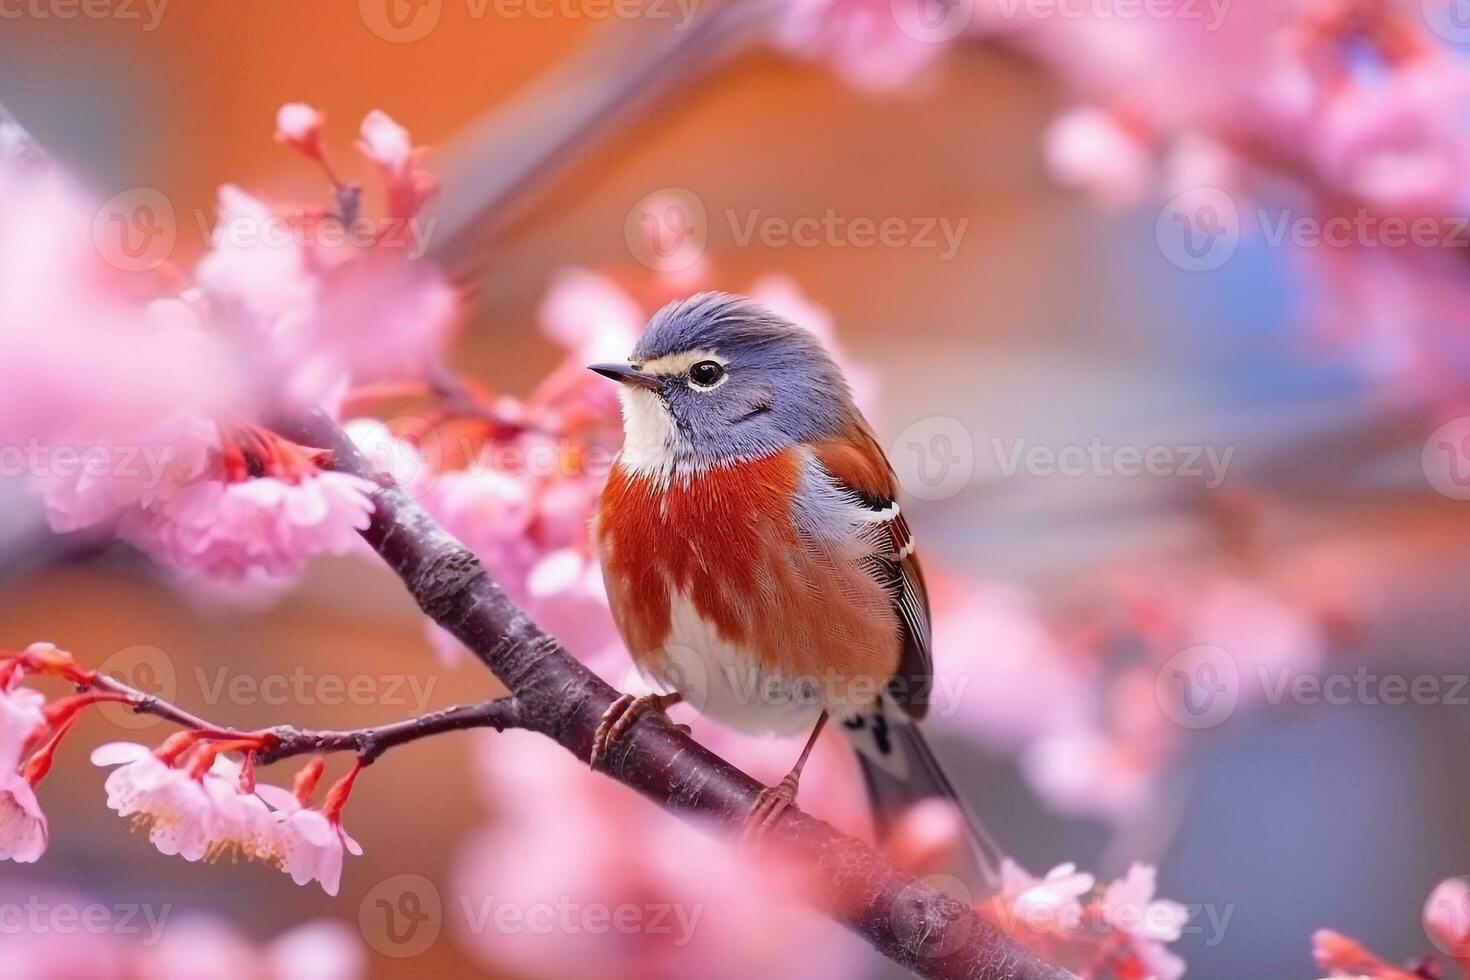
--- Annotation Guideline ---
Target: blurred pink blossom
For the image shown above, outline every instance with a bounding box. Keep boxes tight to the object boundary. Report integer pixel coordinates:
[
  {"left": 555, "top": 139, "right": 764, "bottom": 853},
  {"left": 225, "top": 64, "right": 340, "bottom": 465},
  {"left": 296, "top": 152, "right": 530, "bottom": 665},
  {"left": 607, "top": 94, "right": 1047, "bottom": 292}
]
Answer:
[
  {"left": 121, "top": 469, "right": 376, "bottom": 580},
  {"left": 274, "top": 102, "right": 326, "bottom": 159},
  {"left": 0, "top": 153, "right": 241, "bottom": 449},
  {"left": 928, "top": 580, "right": 1093, "bottom": 751},
  {"left": 455, "top": 729, "right": 869, "bottom": 980},
  {"left": 0, "top": 773, "right": 47, "bottom": 863},
  {"left": 356, "top": 110, "right": 436, "bottom": 218},
  {"left": 0, "top": 911, "right": 366, "bottom": 980},
  {"left": 0, "top": 684, "right": 45, "bottom": 773},
  {"left": 774, "top": 0, "right": 950, "bottom": 93},
  {"left": 986, "top": 858, "right": 1189, "bottom": 979},
  {"left": 1045, "top": 107, "right": 1155, "bottom": 210},
  {"left": 32, "top": 413, "right": 218, "bottom": 534},
  {"left": 1313, "top": 55, "right": 1470, "bottom": 215},
  {"left": 999, "top": 859, "right": 1095, "bottom": 923},
  {"left": 1424, "top": 876, "right": 1470, "bottom": 960}
]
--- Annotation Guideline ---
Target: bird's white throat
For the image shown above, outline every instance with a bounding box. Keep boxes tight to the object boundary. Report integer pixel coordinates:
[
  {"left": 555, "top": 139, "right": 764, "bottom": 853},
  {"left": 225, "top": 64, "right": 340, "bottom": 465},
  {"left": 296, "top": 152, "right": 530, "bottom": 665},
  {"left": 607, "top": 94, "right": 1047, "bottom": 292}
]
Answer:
[{"left": 616, "top": 386, "right": 694, "bottom": 483}]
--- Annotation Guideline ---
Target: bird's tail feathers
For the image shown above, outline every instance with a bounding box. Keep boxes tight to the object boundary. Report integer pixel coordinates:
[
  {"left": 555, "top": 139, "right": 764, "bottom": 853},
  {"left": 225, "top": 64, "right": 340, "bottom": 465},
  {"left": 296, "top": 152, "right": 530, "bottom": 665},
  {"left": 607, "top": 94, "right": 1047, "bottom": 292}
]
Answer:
[{"left": 853, "top": 718, "right": 1002, "bottom": 894}]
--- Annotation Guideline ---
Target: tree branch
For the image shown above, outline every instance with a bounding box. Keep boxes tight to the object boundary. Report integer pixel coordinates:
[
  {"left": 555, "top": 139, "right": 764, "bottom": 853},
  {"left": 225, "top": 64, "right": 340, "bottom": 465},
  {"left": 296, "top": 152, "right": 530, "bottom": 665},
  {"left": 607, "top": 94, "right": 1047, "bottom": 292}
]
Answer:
[
  {"left": 278, "top": 409, "right": 1075, "bottom": 980},
  {"left": 74, "top": 666, "right": 523, "bottom": 766}
]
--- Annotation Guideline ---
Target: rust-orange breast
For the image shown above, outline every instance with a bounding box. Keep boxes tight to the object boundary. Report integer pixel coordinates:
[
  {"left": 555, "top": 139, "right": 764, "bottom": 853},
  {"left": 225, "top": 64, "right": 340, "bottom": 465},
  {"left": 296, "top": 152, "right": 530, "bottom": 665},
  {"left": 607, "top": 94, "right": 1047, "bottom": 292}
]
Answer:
[{"left": 594, "top": 450, "right": 900, "bottom": 689}]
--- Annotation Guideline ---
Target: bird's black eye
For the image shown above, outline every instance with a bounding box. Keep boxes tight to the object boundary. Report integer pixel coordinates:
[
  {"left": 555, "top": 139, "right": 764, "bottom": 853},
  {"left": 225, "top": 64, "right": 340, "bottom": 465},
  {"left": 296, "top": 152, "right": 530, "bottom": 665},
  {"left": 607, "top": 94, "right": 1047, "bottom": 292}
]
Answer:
[{"left": 688, "top": 360, "right": 726, "bottom": 388}]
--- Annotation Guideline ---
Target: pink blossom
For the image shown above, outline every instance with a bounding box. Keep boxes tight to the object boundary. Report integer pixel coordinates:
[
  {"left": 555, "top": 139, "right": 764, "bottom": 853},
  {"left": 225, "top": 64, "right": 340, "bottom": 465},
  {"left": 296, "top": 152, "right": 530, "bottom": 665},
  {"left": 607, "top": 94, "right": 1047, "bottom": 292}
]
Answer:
[
  {"left": 356, "top": 110, "right": 435, "bottom": 217},
  {"left": 345, "top": 417, "right": 431, "bottom": 494},
  {"left": 263, "top": 921, "right": 368, "bottom": 980},
  {"left": 1180, "top": 577, "right": 1327, "bottom": 708},
  {"left": 1044, "top": 107, "right": 1155, "bottom": 210},
  {"left": 0, "top": 155, "right": 241, "bottom": 448},
  {"left": 538, "top": 268, "right": 645, "bottom": 364},
  {"left": 0, "top": 684, "right": 45, "bottom": 773},
  {"left": 311, "top": 258, "right": 458, "bottom": 386},
  {"left": 422, "top": 463, "right": 536, "bottom": 564},
  {"left": 196, "top": 185, "right": 317, "bottom": 329},
  {"left": 883, "top": 798, "right": 965, "bottom": 876},
  {"left": 774, "top": 0, "right": 951, "bottom": 93},
  {"left": 198, "top": 755, "right": 278, "bottom": 861},
  {"left": 928, "top": 581, "right": 1092, "bottom": 751},
  {"left": 140, "top": 916, "right": 368, "bottom": 980},
  {"left": 254, "top": 783, "right": 363, "bottom": 897},
  {"left": 1424, "top": 876, "right": 1470, "bottom": 958},
  {"left": 0, "top": 908, "right": 365, "bottom": 980},
  {"left": 1101, "top": 863, "right": 1188, "bottom": 943},
  {"left": 1021, "top": 727, "right": 1157, "bottom": 822},
  {"left": 356, "top": 110, "right": 414, "bottom": 177},
  {"left": 0, "top": 771, "right": 47, "bottom": 862},
  {"left": 275, "top": 103, "right": 325, "bottom": 158},
  {"left": 91, "top": 742, "right": 216, "bottom": 861},
  {"left": 998, "top": 859, "right": 1096, "bottom": 924},
  {"left": 121, "top": 470, "right": 376, "bottom": 580},
  {"left": 457, "top": 729, "right": 868, "bottom": 980},
  {"left": 33, "top": 413, "right": 218, "bottom": 534},
  {"left": 1313, "top": 56, "right": 1470, "bottom": 215}
]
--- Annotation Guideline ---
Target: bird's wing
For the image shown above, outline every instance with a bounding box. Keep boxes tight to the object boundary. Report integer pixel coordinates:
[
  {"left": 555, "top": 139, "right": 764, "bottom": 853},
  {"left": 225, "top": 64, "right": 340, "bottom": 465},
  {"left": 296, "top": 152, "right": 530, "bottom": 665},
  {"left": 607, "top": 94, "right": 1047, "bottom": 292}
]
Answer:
[{"left": 810, "top": 423, "right": 934, "bottom": 720}]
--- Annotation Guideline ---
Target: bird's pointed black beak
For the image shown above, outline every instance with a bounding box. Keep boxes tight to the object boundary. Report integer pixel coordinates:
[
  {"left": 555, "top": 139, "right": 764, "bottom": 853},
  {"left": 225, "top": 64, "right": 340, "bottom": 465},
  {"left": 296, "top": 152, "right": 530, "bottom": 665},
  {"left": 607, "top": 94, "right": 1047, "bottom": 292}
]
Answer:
[{"left": 587, "top": 362, "right": 660, "bottom": 390}]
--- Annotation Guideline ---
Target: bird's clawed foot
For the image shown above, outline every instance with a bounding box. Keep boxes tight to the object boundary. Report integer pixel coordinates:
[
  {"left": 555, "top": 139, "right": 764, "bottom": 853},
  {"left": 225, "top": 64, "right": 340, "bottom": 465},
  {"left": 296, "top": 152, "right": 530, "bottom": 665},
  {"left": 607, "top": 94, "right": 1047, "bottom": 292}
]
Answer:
[
  {"left": 740, "top": 770, "right": 802, "bottom": 847},
  {"left": 589, "top": 691, "right": 685, "bottom": 771}
]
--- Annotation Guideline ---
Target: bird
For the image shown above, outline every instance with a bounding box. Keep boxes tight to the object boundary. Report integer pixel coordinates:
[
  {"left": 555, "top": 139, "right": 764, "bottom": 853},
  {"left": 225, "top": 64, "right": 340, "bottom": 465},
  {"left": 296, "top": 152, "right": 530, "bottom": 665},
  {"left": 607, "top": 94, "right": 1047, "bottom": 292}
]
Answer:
[{"left": 587, "top": 291, "right": 995, "bottom": 871}]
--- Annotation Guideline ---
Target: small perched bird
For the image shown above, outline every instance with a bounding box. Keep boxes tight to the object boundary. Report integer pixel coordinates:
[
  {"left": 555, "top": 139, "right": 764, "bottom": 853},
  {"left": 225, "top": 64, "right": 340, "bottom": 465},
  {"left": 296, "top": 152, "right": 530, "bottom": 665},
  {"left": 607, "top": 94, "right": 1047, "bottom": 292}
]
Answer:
[{"left": 589, "top": 292, "right": 993, "bottom": 866}]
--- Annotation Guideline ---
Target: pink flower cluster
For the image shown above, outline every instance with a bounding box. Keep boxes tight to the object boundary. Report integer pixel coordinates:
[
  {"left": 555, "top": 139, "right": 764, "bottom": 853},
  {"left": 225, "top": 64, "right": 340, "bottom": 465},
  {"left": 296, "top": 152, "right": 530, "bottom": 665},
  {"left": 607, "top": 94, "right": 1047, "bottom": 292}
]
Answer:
[
  {"left": 451, "top": 723, "right": 871, "bottom": 980},
  {"left": 35, "top": 418, "right": 375, "bottom": 580},
  {"left": 0, "top": 666, "right": 48, "bottom": 864},
  {"left": 1316, "top": 875, "right": 1470, "bottom": 978},
  {"left": 0, "top": 119, "right": 243, "bottom": 450},
  {"left": 90, "top": 744, "right": 364, "bottom": 896},
  {"left": 790, "top": 0, "right": 1470, "bottom": 400},
  {"left": 987, "top": 859, "right": 1189, "bottom": 980},
  {"left": 0, "top": 642, "right": 366, "bottom": 895},
  {"left": 923, "top": 561, "right": 1339, "bottom": 825},
  {"left": 11, "top": 103, "right": 463, "bottom": 582}
]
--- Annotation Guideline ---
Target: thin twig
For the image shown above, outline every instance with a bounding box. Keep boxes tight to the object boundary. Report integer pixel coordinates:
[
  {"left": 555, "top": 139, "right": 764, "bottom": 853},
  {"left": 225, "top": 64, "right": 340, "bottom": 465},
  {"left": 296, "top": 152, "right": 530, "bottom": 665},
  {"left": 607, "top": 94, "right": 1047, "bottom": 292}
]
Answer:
[{"left": 76, "top": 667, "right": 523, "bottom": 766}]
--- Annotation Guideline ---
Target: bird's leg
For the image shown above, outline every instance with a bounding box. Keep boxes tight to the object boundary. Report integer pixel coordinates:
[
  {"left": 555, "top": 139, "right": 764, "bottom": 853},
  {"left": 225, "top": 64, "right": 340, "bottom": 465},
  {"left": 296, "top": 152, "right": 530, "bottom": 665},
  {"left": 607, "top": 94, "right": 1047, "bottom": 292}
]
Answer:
[
  {"left": 589, "top": 691, "right": 685, "bottom": 770},
  {"left": 741, "top": 711, "right": 828, "bottom": 846}
]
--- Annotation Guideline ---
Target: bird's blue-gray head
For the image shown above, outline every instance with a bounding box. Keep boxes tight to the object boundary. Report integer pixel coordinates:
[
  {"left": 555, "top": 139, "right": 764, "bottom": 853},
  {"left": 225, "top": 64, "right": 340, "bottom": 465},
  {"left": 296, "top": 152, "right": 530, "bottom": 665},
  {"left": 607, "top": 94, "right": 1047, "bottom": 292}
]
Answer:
[{"left": 589, "top": 292, "right": 855, "bottom": 479}]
